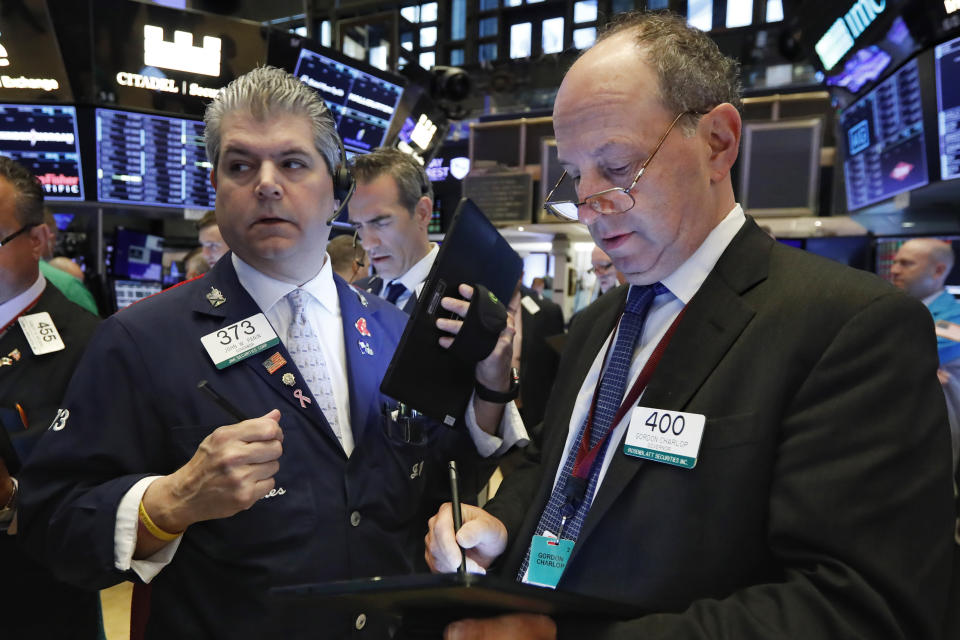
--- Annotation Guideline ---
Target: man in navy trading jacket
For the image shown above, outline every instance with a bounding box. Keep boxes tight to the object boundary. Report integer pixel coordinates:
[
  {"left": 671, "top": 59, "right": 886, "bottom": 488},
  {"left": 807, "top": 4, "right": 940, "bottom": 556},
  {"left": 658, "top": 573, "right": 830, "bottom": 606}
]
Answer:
[
  {"left": 425, "top": 11, "right": 954, "bottom": 640},
  {"left": 18, "top": 66, "right": 525, "bottom": 639}
]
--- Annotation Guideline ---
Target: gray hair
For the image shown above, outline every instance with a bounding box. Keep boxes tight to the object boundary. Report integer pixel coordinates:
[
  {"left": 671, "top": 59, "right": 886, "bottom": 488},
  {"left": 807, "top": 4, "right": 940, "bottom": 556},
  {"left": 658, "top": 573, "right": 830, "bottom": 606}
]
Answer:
[
  {"left": 0, "top": 155, "right": 44, "bottom": 225},
  {"left": 204, "top": 66, "right": 340, "bottom": 176},
  {"left": 349, "top": 147, "right": 432, "bottom": 214},
  {"left": 598, "top": 11, "right": 742, "bottom": 135}
]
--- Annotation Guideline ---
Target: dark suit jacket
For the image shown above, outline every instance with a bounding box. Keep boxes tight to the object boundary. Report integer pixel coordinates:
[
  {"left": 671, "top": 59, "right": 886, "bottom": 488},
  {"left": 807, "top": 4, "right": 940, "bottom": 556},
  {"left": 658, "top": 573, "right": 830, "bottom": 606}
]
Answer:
[
  {"left": 517, "top": 286, "right": 564, "bottom": 429},
  {"left": 485, "top": 219, "right": 955, "bottom": 639},
  {"left": 18, "top": 256, "right": 476, "bottom": 639},
  {"left": 0, "top": 282, "right": 100, "bottom": 639}
]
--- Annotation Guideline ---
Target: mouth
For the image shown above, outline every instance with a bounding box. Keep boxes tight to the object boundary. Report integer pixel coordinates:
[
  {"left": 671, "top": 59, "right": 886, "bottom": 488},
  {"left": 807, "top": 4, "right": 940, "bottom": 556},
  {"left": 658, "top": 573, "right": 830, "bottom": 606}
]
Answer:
[
  {"left": 599, "top": 231, "right": 633, "bottom": 252},
  {"left": 252, "top": 216, "right": 290, "bottom": 226}
]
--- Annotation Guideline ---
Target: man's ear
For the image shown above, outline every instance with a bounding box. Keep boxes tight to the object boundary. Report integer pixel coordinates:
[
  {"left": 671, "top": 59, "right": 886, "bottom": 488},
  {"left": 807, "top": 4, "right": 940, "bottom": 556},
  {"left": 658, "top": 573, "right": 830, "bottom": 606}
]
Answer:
[
  {"left": 414, "top": 195, "right": 432, "bottom": 228},
  {"left": 703, "top": 103, "right": 741, "bottom": 183},
  {"left": 209, "top": 168, "right": 217, "bottom": 190},
  {"left": 26, "top": 223, "right": 47, "bottom": 261}
]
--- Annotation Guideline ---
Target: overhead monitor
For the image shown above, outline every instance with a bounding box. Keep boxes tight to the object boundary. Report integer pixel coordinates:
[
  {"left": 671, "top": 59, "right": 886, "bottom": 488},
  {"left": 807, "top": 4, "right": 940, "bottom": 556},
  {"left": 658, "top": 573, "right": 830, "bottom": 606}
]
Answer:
[
  {"left": 293, "top": 47, "right": 404, "bottom": 155},
  {"left": 0, "top": 0, "right": 72, "bottom": 102},
  {"left": 838, "top": 56, "right": 930, "bottom": 211},
  {"left": 739, "top": 118, "right": 823, "bottom": 217},
  {"left": 0, "top": 104, "right": 84, "bottom": 201},
  {"left": 89, "top": 0, "right": 267, "bottom": 115},
  {"left": 935, "top": 34, "right": 960, "bottom": 181},
  {"left": 95, "top": 108, "right": 215, "bottom": 209}
]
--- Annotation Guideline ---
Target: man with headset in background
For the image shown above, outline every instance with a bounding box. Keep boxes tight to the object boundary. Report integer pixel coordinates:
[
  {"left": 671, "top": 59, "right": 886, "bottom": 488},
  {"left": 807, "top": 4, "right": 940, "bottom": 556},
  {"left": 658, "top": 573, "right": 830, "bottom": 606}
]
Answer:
[
  {"left": 349, "top": 147, "right": 437, "bottom": 314},
  {"left": 17, "top": 67, "right": 525, "bottom": 639}
]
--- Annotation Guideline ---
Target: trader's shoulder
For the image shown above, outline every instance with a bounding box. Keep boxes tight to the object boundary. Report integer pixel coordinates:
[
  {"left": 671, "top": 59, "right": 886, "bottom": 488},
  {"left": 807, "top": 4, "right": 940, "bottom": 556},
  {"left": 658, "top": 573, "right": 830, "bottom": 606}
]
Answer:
[{"left": 767, "top": 240, "right": 906, "bottom": 310}]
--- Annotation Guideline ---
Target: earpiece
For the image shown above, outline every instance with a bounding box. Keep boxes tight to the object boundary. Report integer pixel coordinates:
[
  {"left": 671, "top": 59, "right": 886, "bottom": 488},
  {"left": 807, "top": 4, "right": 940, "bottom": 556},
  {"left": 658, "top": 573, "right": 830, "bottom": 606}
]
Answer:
[{"left": 327, "top": 137, "right": 356, "bottom": 226}]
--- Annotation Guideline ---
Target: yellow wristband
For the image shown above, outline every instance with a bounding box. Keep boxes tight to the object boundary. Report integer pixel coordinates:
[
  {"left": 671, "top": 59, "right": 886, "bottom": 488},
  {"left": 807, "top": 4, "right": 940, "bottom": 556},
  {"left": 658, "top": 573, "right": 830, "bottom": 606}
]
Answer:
[{"left": 138, "top": 500, "right": 183, "bottom": 542}]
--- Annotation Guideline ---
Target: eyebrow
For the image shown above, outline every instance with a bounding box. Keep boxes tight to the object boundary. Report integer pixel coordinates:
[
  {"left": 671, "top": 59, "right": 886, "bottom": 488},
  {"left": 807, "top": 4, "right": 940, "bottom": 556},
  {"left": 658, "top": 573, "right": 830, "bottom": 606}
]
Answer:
[
  {"left": 221, "top": 143, "right": 313, "bottom": 158},
  {"left": 360, "top": 214, "right": 393, "bottom": 225}
]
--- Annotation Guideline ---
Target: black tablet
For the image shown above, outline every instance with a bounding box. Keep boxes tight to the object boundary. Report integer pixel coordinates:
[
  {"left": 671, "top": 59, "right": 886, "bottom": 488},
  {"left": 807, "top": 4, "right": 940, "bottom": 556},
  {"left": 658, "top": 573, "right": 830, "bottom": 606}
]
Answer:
[{"left": 379, "top": 198, "right": 523, "bottom": 426}]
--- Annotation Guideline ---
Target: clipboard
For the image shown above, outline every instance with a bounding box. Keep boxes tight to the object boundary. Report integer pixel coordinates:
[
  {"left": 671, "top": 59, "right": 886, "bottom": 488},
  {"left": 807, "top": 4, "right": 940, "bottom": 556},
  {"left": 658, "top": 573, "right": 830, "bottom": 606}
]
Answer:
[
  {"left": 270, "top": 572, "right": 639, "bottom": 635},
  {"left": 379, "top": 198, "right": 523, "bottom": 426}
]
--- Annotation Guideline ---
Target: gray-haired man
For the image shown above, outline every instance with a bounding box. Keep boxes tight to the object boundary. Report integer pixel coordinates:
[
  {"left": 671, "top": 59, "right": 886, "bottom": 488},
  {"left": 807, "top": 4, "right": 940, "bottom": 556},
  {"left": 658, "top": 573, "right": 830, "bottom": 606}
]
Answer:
[{"left": 19, "top": 66, "right": 524, "bottom": 639}]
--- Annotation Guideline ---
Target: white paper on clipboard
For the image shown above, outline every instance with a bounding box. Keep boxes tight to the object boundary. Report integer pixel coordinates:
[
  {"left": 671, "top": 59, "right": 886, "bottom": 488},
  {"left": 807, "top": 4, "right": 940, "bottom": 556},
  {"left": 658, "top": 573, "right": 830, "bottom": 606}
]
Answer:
[{"left": 935, "top": 320, "right": 960, "bottom": 343}]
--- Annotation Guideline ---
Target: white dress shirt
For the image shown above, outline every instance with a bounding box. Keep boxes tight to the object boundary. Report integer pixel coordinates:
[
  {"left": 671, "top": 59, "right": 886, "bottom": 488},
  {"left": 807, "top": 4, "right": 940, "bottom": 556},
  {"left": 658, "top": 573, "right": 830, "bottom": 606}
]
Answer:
[
  {"left": 378, "top": 243, "right": 438, "bottom": 309},
  {"left": 0, "top": 273, "right": 45, "bottom": 332},
  {"left": 546, "top": 205, "right": 746, "bottom": 511},
  {"left": 116, "top": 251, "right": 527, "bottom": 581}
]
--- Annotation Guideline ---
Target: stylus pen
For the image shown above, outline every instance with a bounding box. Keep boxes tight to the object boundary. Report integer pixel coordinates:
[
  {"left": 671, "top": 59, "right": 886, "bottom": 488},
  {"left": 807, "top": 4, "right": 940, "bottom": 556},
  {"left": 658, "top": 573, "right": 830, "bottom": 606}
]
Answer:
[
  {"left": 197, "top": 380, "right": 248, "bottom": 422},
  {"left": 448, "top": 460, "right": 467, "bottom": 576}
]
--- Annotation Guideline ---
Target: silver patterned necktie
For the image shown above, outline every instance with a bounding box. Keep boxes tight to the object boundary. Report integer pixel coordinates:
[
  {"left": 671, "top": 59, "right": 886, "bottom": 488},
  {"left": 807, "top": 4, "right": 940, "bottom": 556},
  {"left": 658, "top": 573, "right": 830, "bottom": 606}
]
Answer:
[{"left": 285, "top": 288, "right": 350, "bottom": 454}]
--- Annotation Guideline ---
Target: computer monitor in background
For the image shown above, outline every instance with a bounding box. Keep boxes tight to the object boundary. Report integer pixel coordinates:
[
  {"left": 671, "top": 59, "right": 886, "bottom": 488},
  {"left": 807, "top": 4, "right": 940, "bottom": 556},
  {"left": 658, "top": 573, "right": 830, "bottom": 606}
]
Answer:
[
  {"left": 935, "top": 34, "right": 960, "bottom": 182},
  {"left": 293, "top": 47, "right": 404, "bottom": 155},
  {"left": 739, "top": 118, "right": 823, "bottom": 216},
  {"left": 112, "top": 279, "right": 164, "bottom": 311},
  {"left": 110, "top": 228, "right": 164, "bottom": 281},
  {"left": 94, "top": 108, "right": 215, "bottom": 210},
  {"left": 0, "top": 104, "right": 84, "bottom": 201},
  {"left": 838, "top": 57, "right": 930, "bottom": 211}
]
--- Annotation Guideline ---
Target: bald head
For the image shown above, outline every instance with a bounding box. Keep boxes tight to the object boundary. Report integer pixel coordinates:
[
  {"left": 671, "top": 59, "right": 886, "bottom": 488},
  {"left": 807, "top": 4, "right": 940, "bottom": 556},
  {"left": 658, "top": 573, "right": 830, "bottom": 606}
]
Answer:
[
  {"left": 891, "top": 238, "right": 955, "bottom": 299},
  {"left": 591, "top": 246, "right": 620, "bottom": 293}
]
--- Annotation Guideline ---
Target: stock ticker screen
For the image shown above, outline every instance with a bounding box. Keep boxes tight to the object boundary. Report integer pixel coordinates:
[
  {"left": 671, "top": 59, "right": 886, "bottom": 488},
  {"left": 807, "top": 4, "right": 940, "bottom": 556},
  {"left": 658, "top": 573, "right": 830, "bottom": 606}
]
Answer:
[
  {"left": 0, "top": 104, "right": 84, "bottom": 201},
  {"left": 839, "top": 57, "right": 929, "bottom": 211},
  {"left": 96, "top": 108, "right": 215, "bottom": 209},
  {"left": 293, "top": 48, "right": 404, "bottom": 155},
  {"left": 935, "top": 35, "right": 960, "bottom": 182}
]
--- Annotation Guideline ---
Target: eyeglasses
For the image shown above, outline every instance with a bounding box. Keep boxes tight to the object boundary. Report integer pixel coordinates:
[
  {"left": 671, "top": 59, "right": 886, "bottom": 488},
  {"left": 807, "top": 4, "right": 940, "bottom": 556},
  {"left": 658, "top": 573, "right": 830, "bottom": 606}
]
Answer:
[
  {"left": 544, "top": 111, "right": 702, "bottom": 221},
  {"left": 0, "top": 223, "right": 39, "bottom": 248},
  {"left": 589, "top": 261, "right": 614, "bottom": 275}
]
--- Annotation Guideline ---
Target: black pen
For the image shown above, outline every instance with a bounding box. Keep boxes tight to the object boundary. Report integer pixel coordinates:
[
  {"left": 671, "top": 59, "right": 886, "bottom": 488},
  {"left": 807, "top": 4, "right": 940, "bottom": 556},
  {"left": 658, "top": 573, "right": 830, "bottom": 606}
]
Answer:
[
  {"left": 197, "top": 380, "right": 248, "bottom": 422},
  {"left": 448, "top": 460, "right": 467, "bottom": 576}
]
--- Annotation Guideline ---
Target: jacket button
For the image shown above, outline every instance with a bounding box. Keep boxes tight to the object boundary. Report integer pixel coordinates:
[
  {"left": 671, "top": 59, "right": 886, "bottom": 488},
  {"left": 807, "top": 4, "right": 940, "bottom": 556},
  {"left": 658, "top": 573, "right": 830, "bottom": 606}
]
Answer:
[
  {"left": 355, "top": 613, "right": 366, "bottom": 630},
  {"left": 350, "top": 511, "right": 361, "bottom": 527}
]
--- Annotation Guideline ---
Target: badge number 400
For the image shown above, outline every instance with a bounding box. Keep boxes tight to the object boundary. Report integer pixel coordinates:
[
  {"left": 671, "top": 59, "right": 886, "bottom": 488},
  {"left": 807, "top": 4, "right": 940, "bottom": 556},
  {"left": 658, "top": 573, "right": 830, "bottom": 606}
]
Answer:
[
  {"left": 645, "top": 410, "right": 686, "bottom": 436},
  {"left": 217, "top": 320, "right": 255, "bottom": 345}
]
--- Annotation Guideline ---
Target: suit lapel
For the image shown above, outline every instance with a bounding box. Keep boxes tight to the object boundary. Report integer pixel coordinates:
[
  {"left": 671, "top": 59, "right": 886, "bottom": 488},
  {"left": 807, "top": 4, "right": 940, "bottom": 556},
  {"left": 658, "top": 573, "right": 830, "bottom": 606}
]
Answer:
[
  {"left": 336, "top": 277, "right": 382, "bottom": 445},
  {"left": 568, "top": 220, "right": 771, "bottom": 563},
  {"left": 193, "top": 257, "right": 341, "bottom": 450}
]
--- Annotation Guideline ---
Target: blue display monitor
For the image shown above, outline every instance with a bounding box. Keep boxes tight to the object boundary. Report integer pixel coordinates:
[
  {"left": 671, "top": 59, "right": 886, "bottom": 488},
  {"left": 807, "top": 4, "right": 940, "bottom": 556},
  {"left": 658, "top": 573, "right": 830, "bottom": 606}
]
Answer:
[
  {"left": 935, "top": 35, "right": 960, "bottom": 182},
  {"left": 293, "top": 47, "right": 404, "bottom": 155},
  {"left": 839, "top": 57, "right": 930, "bottom": 211},
  {"left": 111, "top": 228, "right": 164, "bottom": 282},
  {"left": 0, "top": 104, "right": 84, "bottom": 201},
  {"left": 95, "top": 108, "right": 215, "bottom": 209}
]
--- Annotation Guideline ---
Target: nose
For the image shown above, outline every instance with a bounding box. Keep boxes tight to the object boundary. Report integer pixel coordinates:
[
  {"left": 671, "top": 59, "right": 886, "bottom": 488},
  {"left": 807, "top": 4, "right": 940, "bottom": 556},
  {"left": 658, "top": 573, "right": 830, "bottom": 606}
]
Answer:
[
  {"left": 255, "top": 163, "right": 283, "bottom": 200},
  {"left": 359, "top": 227, "right": 379, "bottom": 251}
]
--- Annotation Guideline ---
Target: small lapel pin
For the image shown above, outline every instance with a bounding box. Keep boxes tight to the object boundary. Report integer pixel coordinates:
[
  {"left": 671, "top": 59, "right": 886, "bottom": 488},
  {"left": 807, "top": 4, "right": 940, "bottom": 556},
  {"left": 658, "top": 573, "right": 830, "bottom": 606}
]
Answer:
[
  {"left": 355, "top": 289, "right": 369, "bottom": 307},
  {"left": 206, "top": 287, "right": 226, "bottom": 307},
  {"left": 262, "top": 352, "right": 287, "bottom": 375},
  {"left": 0, "top": 348, "right": 21, "bottom": 367},
  {"left": 358, "top": 339, "right": 374, "bottom": 356},
  {"left": 355, "top": 317, "right": 371, "bottom": 337},
  {"left": 293, "top": 388, "right": 312, "bottom": 409},
  {"left": 281, "top": 372, "right": 296, "bottom": 387}
]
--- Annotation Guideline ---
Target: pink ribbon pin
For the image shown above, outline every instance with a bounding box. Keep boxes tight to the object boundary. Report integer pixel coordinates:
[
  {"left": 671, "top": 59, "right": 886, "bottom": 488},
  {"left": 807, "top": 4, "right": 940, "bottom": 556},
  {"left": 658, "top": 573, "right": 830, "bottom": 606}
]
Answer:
[{"left": 293, "top": 389, "right": 312, "bottom": 409}]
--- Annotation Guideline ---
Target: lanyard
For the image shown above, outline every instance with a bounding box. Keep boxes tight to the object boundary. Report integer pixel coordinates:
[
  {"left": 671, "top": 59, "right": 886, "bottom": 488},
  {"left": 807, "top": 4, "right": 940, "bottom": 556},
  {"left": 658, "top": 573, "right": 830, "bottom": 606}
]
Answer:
[{"left": 557, "top": 306, "right": 687, "bottom": 536}]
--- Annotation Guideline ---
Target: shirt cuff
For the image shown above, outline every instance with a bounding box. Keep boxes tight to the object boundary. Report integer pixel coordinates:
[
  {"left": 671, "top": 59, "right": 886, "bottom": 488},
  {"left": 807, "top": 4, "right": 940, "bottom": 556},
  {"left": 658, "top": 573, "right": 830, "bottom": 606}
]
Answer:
[
  {"left": 464, "top": 395, "right": 529, "bottom": 457},
  {"left": 115, "top": 476, "right": 183, "bottom": 583}
]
